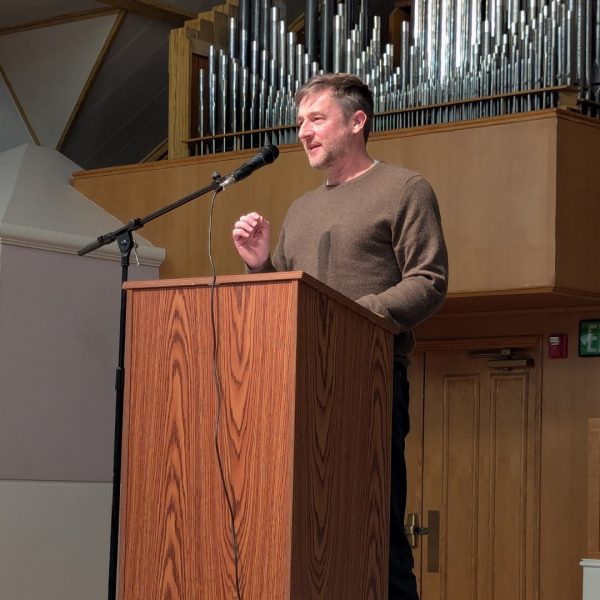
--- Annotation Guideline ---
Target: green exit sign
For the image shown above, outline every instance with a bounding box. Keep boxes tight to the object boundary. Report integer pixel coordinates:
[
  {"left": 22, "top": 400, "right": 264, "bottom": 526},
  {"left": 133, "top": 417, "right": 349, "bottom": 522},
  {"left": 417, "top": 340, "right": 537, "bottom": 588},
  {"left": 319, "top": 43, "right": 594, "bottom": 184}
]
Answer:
[{"left": 579, "top": 320, "right": 600, "bottom": 356}]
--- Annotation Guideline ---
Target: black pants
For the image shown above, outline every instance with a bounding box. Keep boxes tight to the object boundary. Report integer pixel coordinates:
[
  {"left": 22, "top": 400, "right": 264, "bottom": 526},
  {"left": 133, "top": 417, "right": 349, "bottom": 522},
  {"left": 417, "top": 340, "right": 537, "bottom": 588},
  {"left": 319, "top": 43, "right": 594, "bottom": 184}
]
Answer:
[{"left": 389, "top": 364, "right": 419, "bottom": 600}]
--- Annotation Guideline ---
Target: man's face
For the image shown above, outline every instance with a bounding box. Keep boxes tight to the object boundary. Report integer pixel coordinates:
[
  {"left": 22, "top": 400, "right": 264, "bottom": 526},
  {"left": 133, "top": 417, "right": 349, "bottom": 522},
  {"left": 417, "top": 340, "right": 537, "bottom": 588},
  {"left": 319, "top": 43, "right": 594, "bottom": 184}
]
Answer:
[{"left": 297, "top": 90, "right": 355, "bottom": 170}]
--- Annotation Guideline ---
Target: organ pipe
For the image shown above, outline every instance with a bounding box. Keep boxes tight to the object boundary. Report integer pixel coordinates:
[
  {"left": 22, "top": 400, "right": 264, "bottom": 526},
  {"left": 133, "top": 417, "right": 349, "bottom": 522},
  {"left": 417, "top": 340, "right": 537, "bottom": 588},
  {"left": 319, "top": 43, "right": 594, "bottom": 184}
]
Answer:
[{"left": 192, "top": 0, "right": 600, "bottom": 155}]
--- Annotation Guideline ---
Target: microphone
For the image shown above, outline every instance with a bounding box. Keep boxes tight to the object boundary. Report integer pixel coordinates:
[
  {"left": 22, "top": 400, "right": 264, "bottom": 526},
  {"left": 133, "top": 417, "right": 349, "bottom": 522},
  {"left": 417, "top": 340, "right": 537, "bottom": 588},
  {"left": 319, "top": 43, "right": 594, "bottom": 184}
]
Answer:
[{"left": 219, "top": 145, "right": 279, "bottom": 189}]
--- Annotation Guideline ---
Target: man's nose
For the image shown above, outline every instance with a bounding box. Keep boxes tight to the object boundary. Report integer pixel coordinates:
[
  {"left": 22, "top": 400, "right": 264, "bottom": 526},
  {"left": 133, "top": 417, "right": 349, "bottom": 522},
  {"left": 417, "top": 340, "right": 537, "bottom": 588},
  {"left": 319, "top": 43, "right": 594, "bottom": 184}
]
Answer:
[{"left": 298, "top": 121, "right": 312, "bottom": 140}]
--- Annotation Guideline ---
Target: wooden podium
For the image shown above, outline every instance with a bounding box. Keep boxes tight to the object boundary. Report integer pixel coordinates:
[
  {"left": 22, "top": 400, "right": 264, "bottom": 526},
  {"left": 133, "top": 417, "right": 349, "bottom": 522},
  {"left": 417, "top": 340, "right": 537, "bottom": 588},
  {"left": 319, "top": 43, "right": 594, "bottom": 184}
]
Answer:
[{"left": 119, "top": 272, "right": 397, "bottom": 599}]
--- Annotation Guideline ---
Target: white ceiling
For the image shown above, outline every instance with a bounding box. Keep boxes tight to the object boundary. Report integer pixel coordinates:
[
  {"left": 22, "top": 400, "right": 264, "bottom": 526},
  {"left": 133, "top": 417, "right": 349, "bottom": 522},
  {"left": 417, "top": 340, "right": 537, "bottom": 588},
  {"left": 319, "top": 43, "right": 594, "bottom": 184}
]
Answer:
[
  {"left": 0, "top": 13, "right": 118, "bottom": 148},
  {"left": 0, "top": 0, "right": 387, "bottom": 169},
  {"left": 0, "top": 1, "right": 215, "bottom": 169}
]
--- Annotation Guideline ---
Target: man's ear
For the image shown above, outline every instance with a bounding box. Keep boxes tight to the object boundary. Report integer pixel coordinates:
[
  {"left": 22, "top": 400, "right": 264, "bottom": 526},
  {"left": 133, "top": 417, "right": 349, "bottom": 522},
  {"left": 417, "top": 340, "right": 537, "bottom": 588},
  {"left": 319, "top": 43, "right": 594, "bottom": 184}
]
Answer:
[{"left": 352, "top": 110, "right": 368, "bottom": 134}]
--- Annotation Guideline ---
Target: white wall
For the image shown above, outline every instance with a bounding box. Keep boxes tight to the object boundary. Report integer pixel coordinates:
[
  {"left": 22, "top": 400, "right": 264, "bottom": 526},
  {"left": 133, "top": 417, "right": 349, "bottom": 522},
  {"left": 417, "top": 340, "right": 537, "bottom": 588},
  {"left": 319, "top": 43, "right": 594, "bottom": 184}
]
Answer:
[{"left": 0, "top": 243, "right": 159, "bottom": 599}]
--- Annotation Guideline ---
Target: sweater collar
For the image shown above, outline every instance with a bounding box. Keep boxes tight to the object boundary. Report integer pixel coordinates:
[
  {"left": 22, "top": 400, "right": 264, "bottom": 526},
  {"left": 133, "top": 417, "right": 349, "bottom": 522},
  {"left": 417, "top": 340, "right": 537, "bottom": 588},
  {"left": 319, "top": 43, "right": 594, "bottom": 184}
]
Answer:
[{"left": 325, "top": 160, "right": 381, "bottom": 189}]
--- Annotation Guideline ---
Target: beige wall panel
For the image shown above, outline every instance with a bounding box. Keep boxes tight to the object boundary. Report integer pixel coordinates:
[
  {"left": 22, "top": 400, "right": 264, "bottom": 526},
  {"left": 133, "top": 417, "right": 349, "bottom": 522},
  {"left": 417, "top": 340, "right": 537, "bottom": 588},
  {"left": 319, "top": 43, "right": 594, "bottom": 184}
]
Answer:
[
  {"left": 72, "top": 146, "right": 321, "bottom": 279},
  {"left": 415, "top": 308, "right": 600, "bottom": 600},
  {"left": 556, "top": 116, "right": 600, "bottom": 293},
  {"left": 0, "top": 480, "right": 111, "bottom": 600},
  {"left": 73, "top": 113, "right": 569, "bottom": 292},
  {"left": 372, "top": 114, "right": 558, "bottom": 293}
]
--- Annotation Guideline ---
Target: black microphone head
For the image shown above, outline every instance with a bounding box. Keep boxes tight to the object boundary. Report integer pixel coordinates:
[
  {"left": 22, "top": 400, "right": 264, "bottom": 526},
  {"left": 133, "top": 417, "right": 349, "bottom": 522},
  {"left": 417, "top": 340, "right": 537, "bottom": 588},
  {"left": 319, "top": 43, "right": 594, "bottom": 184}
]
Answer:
[
  {"left": 221, "top": 144, "right": 280, "bottom": 189},
  {"left": 262, "top": 144, "right": 279, "bottom": 164}
]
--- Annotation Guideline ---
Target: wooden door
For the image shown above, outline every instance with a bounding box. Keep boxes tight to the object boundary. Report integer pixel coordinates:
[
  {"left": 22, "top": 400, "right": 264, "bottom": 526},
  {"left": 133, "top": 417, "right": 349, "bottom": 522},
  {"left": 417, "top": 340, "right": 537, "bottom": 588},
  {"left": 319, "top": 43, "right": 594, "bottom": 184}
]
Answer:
[{"left": 407, "top": 343, "right": 541, "bottom": 600}]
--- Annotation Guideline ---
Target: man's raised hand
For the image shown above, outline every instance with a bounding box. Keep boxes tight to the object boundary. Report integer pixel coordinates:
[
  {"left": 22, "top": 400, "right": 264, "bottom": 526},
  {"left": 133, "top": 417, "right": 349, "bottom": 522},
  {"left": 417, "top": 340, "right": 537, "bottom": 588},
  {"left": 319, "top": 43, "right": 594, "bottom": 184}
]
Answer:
[{"left": 232, "top": 212, "right": 270, "bottom": 270}]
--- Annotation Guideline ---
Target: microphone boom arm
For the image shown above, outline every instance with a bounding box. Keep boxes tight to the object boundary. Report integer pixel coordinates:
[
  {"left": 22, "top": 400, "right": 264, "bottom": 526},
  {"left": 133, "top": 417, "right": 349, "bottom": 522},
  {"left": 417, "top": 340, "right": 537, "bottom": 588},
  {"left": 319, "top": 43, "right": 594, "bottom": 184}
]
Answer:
[{"left": 78, "top": 173, "right": 224, "bottom": 256}]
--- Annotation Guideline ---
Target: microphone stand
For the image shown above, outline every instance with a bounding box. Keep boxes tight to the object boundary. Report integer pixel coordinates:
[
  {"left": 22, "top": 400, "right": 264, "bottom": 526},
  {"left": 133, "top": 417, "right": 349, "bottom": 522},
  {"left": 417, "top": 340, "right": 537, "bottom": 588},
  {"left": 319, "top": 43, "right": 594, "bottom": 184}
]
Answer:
[{"left": 78, "top": 172, "right": 225, "bottom": 600}]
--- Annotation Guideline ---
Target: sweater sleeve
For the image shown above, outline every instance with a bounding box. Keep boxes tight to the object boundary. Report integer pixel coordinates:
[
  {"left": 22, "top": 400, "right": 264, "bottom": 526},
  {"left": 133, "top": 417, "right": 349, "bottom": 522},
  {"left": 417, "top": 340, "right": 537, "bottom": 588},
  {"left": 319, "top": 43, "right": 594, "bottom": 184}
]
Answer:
[{"left": 355, "top": 175, "right": 448, "bottom": 330}]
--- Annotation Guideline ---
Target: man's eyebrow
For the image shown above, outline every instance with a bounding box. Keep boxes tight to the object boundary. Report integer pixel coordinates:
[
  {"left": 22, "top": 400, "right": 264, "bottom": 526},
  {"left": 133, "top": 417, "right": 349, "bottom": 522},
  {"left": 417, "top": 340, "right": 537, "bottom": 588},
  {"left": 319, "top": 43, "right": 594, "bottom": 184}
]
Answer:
[{"left": 298, "top": 110, "right": 325, "bottom": 121}]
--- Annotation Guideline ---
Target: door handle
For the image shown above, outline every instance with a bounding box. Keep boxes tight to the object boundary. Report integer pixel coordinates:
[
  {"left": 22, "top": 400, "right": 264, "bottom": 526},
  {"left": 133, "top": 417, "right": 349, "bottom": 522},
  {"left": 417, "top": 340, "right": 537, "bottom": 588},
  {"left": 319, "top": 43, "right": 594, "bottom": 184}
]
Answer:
[
  {"left": 405, "top": 513, "right": 429, "bottom": 548},
  {"left": 405, "top": 511, "right": 440, "bottom": 572}
]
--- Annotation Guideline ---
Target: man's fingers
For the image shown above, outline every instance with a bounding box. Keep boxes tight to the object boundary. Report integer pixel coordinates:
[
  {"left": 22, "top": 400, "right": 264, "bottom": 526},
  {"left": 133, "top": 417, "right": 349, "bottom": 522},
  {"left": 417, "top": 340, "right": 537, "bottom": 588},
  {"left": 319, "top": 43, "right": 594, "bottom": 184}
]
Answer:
[
  {"left": 234, "top": 215, "right": 269, "bottom": 233},
  {"left": 238, "top": 213, "right": 269, "bottom": 227},
  {"left": 233, "top": 219, "right": 253, "bottom": 233},
  {"left": 232, "top": 213, "right": 270, "bottom": 247},
  {"left": 232, "top": 228, "right": 249, "bottom": 242}
]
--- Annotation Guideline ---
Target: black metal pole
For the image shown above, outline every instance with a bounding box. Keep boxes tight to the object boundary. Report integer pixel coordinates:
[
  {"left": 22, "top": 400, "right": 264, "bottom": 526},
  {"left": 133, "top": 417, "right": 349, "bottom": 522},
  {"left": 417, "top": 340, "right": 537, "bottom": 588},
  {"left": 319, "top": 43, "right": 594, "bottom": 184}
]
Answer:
[{"left": 107, "top": 232, "right": 134, "bottom": 600}]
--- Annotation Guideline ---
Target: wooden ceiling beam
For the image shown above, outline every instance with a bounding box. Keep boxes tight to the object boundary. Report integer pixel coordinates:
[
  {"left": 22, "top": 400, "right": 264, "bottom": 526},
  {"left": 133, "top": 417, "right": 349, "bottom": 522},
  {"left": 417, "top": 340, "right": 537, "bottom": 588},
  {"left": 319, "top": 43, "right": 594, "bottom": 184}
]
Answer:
[
  {"left": 0, "top": 7, "right": 117, "bottom": 35},
  {"left": 98, "top": 0, "right": 196, "bottom": 27}
]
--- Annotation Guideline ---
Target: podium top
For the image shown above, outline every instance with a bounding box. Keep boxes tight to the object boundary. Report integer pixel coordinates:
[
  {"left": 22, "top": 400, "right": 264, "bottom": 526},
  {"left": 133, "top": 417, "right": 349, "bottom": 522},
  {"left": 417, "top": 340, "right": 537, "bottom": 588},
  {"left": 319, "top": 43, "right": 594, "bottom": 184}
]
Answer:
[{"left": 124, "top": 270, "right": 399, "bottom": 335}]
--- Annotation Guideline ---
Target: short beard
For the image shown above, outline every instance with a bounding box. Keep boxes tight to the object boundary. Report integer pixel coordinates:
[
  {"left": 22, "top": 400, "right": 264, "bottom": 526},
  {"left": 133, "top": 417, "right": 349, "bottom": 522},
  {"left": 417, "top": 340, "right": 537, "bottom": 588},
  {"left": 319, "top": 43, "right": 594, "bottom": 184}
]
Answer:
[{"left": 307, "top": 144, "right": 343, "bottom": 170}]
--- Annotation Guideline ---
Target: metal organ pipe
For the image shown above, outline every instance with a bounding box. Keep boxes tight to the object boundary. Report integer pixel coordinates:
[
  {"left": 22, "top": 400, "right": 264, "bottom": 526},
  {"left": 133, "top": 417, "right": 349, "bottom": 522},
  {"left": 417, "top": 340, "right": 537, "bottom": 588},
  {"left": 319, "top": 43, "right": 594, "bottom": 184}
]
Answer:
[{"left": 195, "top": 0, "right": 599, "bottom": 155}]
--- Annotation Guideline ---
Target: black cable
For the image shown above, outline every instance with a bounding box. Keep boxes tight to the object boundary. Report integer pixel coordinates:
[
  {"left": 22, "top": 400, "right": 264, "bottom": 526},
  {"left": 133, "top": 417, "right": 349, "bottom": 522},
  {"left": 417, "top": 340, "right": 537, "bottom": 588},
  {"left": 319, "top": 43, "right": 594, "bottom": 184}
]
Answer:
[{"left": 208, "top": 188, "right": 243, "bottom": 600}]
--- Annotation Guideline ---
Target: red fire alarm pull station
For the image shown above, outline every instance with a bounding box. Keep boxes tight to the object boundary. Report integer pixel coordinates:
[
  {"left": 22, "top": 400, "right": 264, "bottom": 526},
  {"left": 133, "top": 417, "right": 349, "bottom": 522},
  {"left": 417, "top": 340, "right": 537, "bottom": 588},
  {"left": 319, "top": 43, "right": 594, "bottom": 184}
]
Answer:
[{"left": 548, "top": 333, "right": 568, "bottom": 359}]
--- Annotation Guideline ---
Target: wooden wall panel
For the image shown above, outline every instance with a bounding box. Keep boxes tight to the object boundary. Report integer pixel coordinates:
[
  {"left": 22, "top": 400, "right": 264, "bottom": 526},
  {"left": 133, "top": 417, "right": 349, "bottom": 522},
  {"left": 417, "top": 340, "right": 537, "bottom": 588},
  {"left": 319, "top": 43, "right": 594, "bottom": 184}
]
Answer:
[
  {"left": 72, "top": 111, "right": 600, "bottom": 298},
  {"left": 416, "top": 309, "right": 600, "bottom": 600},
  {"left": 374, "top": 113, "right": 558, "bottom": 294},
  {"left": 556, "top": 115, "right": 600, "bottom": 293},
  {"left": 443, "top": 375, "right": 480, "bottom": 600},
  {"left": 421, "top": 363, "right": 481, "bottom": 600},
  {"left": 72, "top": 112, "right": 571, "bottom": 291},
  {"left": 71, "top": 147, "right": 320, "bottom": 279},
  {"left": 490, "top": 373, "right": 538, "bottom": 600},
  {"left": 292, "top": 281, "right": 393, "bottom": 598},
  {"left": 168, "top": 27, "right": 192, "bottom": 160}
]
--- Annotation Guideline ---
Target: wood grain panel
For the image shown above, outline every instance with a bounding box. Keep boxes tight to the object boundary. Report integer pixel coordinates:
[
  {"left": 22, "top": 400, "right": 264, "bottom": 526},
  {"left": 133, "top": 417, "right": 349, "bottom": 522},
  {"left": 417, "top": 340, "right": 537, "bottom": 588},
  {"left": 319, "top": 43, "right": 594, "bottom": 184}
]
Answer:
[
  {"left": 442, "top": 375, "right": 480, "bottom": 600},
  {"left": 291, "top": 281, "right": 393, "bottom": 599},
  {"left": 119, "top": 276, "right": 395, "bottom": 599},
  {"left": 120, "top": 287, "right": 202, "bottom": 599},
  {"left": 168, "top": 27, "right": 192, "bottom": 160},
  {"left": 489, "top": 373, "right": 530, "bottom": 600},
  {"left": 120, "top": 282, "right": 298, "bottom": 598},
  {"left": 123, "top": 271, "right": 398, "bottom": 335},
  {"left": 212, "top": 282, "right": 298, "bottom": 596}
]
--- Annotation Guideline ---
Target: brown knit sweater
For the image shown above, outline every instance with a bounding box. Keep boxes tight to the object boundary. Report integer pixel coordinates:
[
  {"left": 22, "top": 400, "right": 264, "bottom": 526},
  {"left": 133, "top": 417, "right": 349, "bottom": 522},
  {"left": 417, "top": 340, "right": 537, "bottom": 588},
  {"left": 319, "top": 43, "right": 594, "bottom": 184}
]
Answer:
[{"left": 255, "top": 161, "right": 448, "bottom": 362}]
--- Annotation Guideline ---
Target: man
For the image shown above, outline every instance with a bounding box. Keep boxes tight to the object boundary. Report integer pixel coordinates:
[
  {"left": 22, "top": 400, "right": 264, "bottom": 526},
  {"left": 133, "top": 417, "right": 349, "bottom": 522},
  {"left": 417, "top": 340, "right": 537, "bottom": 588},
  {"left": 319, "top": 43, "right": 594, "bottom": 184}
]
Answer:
[{"left": 232, "top": 73, "right": 448, "bottom": 599}]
